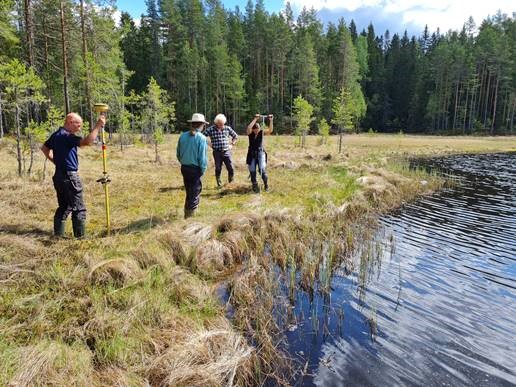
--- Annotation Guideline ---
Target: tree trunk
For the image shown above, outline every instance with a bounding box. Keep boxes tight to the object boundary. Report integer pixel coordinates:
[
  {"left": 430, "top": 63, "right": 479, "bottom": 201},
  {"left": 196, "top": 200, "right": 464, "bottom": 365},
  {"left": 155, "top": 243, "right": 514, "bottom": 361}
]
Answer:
[
  {"left": 80, "top": 0, "right": 93, "bottom": 130},
  {"left": 23, "top": 0, "right": 35, "bottom": 68},
  {"left": 462, "top": 86, "right": 469, "bottom": 134},
  {"left": 28, "top": 132, "right": 34, "bottom": 176},
  {"left": 436, "top": 68, "right": 443, "bottom": 131},
  {"left": 43, "top": 15, "right": 49, "bottom": 67},
  {"left": 490, "top": 72, "right": 500, "bottom": 135},
  {"left": 452, "top": 79, "right": 459, "bottom": 132},
  {"left": 475, "top": 63, "right": 483, "bottom": 119},
  {"left": 483, "top": 69, "right": 492, "bottom": 129},
  {"left": 439, "top": 70, "right": 448, "bottom": 130},
  {"left": 23, "top": 0, "right": 37, "bottom": 123},
  {"left": 0, "top": 94, "right": 4, "bottom": 139},
  {"left": 60, "top": 1, "right": 70, "bottom": 114},
  {"left": 120, "top": 72, "right": 125, "bottom": 152},
  {"left": 15, "top": 102, "right": 23, "bottom": 176},
  {"left": 130, "top": 104, "right": 134, "bottom": 132},
  {"left": 469, "top": 78, "right": 477, "bottom": 132},
  {"left": 501, "top": 88, "right": 509, "bottom": 130}
]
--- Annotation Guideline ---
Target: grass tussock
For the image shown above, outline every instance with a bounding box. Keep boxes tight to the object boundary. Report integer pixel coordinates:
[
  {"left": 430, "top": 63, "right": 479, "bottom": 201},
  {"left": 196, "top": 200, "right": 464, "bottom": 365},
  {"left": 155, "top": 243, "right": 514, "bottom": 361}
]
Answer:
[
  {"left": 88, "top": 257, "right": 144, "bottom": 287},
  {"left": 194, "top": 239, "right": 233, "bottom": 277},
  {"left": 149, "top": 318, "right": 254, "bottom": 386},
  {"left": 1, "top": 134, "right": 514, "bottom": 385},
  {"left": 8, "top": 340, "right": 94, "bottom": 387}
]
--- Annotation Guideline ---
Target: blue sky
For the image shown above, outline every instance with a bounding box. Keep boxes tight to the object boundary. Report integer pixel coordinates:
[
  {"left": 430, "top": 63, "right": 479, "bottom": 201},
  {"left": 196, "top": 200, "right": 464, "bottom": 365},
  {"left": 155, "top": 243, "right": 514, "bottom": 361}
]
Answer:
[
  {"left": 115, "top": 0, "right": 514, "bottom": 38},
  {"left": 116, "top": 0, "right": 282, "bottom": 19}
]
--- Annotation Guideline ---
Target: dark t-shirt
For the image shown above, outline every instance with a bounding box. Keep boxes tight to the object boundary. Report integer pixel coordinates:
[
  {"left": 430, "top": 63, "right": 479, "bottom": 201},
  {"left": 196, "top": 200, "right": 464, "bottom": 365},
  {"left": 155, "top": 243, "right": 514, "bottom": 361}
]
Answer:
[
  {"left": 44, "top": 127, "right": 82, "bottom": 172},
  {"left": 248, "top": 130, "right": 264, "bottom": 152},
  {"left": 246, "top": 130, "right": 265, "bottom": 164}
]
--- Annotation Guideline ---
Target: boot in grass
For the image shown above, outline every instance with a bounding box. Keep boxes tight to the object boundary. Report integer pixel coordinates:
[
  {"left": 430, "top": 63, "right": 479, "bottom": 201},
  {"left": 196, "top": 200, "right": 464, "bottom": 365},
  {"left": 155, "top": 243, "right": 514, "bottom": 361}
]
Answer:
[
  {"left": 262, "top": 174, "right": 269, "bottom": 192},
  {"left": 53, "top": 219, "right": 66, "bottom": 237},
  {"left": 72, "top": 218, "right": 86, "bottom": 238},
  {"left": 184, "top": 208, "right": 195, "bottom": 219},
  {"left": 250, "top": 172, "right": 260, "bottom": 193},
  {"left": 216, "top": 176, "right": 222, "bottom": 188}
]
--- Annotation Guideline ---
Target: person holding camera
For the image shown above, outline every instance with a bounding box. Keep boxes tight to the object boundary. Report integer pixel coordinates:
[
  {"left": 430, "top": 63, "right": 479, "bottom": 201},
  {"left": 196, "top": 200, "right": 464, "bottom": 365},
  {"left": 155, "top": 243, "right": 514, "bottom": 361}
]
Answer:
[
  {"left": 246, "top": 114, "right": 273, "bottom": 193},
  {"left": 41, "top": 112, "right": 106, "bottom": 238}
]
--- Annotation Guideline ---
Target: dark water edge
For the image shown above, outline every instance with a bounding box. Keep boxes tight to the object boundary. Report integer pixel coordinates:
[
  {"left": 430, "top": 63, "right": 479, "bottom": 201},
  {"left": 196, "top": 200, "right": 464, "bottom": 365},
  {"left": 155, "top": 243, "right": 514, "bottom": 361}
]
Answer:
[{"left": 282, "top": 152, "right": 516, "bottom": 387}]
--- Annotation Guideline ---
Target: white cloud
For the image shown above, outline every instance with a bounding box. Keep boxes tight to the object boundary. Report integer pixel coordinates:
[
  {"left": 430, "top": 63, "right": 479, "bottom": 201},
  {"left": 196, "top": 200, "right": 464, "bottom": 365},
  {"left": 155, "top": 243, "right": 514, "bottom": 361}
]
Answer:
[
  {"left": 288, "top": 0, "right": 381, "bottom": 12},
  {"left": 287, "top": 0, "right": 515, "bottom": 32},
  {"left": 112, "top": 9, "right": 122, "bottom": 25},
  {"left": 111, "top": 7, "right": 141, "bottom": 27}
]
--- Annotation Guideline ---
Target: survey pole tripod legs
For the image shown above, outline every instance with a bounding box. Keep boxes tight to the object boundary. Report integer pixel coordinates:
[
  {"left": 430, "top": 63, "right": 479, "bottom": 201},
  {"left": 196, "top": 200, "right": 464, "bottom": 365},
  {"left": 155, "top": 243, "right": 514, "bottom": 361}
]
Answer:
[{"left": 93, "top": 103, "right": 111, "bottom": 236}]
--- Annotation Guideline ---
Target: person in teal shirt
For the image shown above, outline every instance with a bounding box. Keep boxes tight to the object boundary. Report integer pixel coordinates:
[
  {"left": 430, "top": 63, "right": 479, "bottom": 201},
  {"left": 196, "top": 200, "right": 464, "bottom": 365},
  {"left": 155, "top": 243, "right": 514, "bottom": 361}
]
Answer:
[{"left": 176, "top": 113, "right": 209, "bottom": 218}]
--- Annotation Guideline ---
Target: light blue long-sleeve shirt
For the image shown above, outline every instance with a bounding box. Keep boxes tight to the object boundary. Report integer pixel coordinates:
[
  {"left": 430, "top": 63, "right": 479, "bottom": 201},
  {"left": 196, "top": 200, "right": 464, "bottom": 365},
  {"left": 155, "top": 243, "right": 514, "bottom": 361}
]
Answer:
[{"left": 176, "top": 130, "right": 208, "bottom": 174}]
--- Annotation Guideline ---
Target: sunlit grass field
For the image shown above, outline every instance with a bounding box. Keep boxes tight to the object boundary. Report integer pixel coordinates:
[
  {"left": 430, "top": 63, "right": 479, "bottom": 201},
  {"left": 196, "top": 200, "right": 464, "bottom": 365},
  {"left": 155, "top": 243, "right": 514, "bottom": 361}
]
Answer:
[{"left": 1, "top": 133, "right": 515, "bottom": 385}]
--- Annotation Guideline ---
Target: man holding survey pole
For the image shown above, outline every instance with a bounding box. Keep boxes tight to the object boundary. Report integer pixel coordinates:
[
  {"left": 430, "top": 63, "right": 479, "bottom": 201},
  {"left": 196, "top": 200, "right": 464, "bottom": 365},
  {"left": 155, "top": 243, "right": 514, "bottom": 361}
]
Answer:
[{"left": 41, "top": 112, "right": 106, "bottom": 238}]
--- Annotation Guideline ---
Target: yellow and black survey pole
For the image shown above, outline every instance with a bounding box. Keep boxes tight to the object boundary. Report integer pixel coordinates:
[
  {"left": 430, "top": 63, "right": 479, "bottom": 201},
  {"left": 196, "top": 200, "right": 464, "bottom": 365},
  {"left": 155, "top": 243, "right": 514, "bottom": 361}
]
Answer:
[{"left": 93, "top": 103, "right": 111, "bottom": 235}]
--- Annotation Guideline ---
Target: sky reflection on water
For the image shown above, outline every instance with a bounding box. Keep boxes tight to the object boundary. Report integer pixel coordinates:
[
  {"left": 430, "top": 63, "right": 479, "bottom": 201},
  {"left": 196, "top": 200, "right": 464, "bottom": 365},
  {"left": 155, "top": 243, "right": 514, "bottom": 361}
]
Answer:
[{"left": 287, "top": 153, "right": 516, "bottom": 387}]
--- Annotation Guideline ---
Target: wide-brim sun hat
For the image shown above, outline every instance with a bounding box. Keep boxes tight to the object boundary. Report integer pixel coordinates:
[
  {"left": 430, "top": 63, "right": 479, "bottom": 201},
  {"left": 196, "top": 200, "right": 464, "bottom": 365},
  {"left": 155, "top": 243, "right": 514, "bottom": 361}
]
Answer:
[{"left": 187, "top": 113, "right": 209, "bottom": 124}]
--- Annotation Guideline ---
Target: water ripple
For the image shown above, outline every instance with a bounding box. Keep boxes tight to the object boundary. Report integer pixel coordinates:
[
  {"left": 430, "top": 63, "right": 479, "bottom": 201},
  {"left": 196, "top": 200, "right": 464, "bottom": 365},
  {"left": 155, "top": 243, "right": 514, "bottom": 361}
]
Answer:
[{"left": 288, "top": 152, "right": 516, "bottom": 387}]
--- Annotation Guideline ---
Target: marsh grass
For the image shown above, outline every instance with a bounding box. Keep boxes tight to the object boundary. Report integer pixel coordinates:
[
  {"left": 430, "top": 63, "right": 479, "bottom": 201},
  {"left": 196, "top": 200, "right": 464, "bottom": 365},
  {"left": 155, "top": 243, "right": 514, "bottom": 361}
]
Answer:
[{"left": 1, "top": 133, "right": 515, "bottom": 384}]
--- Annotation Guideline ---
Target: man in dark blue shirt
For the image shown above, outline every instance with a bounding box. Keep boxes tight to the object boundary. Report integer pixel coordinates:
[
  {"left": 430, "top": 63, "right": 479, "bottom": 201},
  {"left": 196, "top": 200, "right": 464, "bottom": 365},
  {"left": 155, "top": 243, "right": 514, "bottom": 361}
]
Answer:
[
  {"left": 41, "top": 112, "right": 105, "bottom": 238},
  {"left": 177, "top": 113, "right": 209, "bottom": 218}
]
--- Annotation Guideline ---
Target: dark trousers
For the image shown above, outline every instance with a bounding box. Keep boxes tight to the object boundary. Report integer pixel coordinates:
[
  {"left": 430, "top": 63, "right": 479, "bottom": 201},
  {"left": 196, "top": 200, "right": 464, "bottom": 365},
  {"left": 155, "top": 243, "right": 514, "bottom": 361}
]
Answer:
[
  {"left": 181, "top": 165, "right": 203, "bottom": 210},
  {"left": 212, "top": 149, "right": 234, "bottom": 180},
  {"left": 53, "top": 171, "right": 86, "bottom": 227}
]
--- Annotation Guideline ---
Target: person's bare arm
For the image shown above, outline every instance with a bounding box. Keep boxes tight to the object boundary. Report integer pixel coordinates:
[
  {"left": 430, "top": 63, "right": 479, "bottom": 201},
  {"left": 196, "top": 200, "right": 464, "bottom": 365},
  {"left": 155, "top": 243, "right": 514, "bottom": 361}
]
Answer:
[
  {"left": 264, "top": 115, "right": 274, "bottom": 135},
  {"left": 229, "top": 127, "right": 238, "bottom": 145},
  {"left": 247, "top": 114, "right": 260, "bottom": 135},
  {"left": 40, "top": 144, "right": 54, "bottom": 164},
  {"left": 80, "top": 115, "right": 106, "bottom": 147}
]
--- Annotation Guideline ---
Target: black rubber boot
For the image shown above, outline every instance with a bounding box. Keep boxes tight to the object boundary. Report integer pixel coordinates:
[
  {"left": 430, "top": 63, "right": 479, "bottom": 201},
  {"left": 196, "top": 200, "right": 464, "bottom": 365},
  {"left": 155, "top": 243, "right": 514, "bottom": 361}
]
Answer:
[
  {"left": 250, "top": 172, "right": 260, "bottom": 193},
  {"left": 72, "top": 218, "right": 86, "bottom": 239},
  {"left": 262, "top": 174, "right": 269, "bottom": 192},
  {"left": 54, "top": 220, "right": 66, "bottom": 237},
  {"left": 216, "top": 176, "right": 222, "bottom": 188},
  {"left": 228, "top": 174, "right": 234, "bottom": 183},
  {"left": 184, "top": 208, "right": 195, "bottom": 219}
]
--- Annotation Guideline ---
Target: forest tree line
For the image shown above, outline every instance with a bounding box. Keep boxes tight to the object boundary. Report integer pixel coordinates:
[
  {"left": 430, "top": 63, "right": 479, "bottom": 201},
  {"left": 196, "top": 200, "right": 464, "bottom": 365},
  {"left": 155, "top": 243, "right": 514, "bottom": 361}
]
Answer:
[{"left": 0, "top": 0, "right": 514, "bottom": 155}]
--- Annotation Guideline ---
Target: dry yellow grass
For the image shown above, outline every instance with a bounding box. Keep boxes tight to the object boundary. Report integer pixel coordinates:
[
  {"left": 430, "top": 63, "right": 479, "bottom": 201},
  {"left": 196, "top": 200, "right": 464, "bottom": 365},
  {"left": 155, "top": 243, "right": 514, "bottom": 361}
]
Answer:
[{"left": 1, "top": 133, "right": 515, "bottom": 385}]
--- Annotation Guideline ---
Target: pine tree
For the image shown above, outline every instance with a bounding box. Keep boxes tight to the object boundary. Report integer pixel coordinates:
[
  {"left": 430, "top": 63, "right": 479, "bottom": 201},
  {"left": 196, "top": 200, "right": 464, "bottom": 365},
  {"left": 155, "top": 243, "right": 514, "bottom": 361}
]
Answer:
[
  {"left": 318, "top": 117, "right": 329, "bottom": 144},
  {"left": 141, "top": 77, "right": 175, "bottom": 162},
  {"left": 293, "top": 95, "right": 313, "bottom": 148},
  {"left": 0, "top": 59, "right": 45, "bottom": 176},
  {"left": 0, "top": 0, "right": 19, "bottom": 58}
]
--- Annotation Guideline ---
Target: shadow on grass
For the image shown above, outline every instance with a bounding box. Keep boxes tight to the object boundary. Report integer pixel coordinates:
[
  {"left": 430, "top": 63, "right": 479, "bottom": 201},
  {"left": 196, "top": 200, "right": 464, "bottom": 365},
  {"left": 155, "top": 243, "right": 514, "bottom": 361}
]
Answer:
[
  {"left": 203, "top": 183, "right": 253, "bottom": 198},
  {"left": 112, "top": 216, "right": 169, "bottom": 235},
  {"left": 0, "top": 223, "right": 53, "bottom": 237},
  {"left": 159, "top": 186, "right": 183, "bottom": 192}
]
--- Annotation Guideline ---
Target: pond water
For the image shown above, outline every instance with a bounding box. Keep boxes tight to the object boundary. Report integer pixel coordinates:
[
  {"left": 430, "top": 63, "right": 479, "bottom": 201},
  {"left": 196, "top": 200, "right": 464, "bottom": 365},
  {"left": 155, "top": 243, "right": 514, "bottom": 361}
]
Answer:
[{"left": 286, "top": 152, "right": 516, "bottom": 386}]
